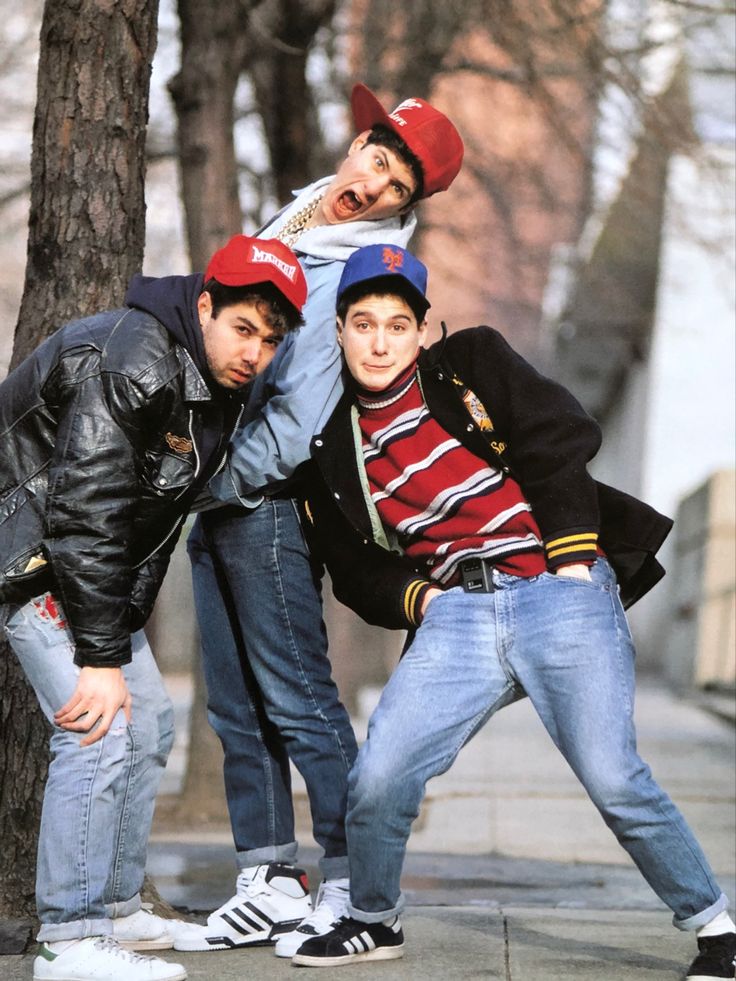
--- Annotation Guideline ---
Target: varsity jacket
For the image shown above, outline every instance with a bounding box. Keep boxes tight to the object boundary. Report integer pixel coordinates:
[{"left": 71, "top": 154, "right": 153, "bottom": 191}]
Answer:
[{"left": 303, "top": 326, "right": 673, "bottom": 629}]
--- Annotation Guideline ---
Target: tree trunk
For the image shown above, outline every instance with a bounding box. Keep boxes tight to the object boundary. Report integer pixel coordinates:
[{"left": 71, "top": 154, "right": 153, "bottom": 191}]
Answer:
[
  {"left": 166, "top": 0, "right": 337, "bottom": 832},
  {"left": 249, "top": 0, "right": 336, "bottom": 202},
  {"left": 168, "top": 0, "right": 252, "bottom": 272},
  {"left": 0, "top": 0, "right": 159, "bottom": 926}
]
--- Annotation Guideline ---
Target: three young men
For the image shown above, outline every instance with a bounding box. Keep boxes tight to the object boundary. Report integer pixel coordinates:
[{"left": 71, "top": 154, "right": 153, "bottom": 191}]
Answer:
[
  {"left": 290, "top": 244, "right": 735, "bottom": 980},
  {"left": 183, "top": 84, "right": 464, "bottom": 955},
  {"left": 0, "top": 235, "right": 306, "bottom": 981}
]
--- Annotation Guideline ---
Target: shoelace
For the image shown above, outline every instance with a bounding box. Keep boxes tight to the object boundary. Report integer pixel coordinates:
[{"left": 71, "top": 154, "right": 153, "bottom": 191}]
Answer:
[
  {"left": 297, "top": 881, "right": 350, "bottom": 932},
  {"left": 93, "top": 936, "right": 154, "bottom": 963},
  {"left": 237, "top": 869, "right": 271, "bottom": 899}
]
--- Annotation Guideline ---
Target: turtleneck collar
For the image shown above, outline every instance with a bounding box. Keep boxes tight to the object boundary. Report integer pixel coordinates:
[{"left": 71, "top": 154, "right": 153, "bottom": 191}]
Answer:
[{"left": 355, "top": 360, "right": 419, "bottom": 414}]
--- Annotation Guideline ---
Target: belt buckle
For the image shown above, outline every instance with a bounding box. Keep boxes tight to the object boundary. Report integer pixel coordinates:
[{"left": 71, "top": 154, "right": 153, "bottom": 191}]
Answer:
[{"left": 460, "top": 558, "right": 495, "bottom": 593}]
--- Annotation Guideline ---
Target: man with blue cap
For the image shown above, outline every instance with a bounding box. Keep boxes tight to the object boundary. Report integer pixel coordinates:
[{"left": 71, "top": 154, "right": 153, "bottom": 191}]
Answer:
[{"left": 291, "top": 244, "right": 734, "bottom": 977}]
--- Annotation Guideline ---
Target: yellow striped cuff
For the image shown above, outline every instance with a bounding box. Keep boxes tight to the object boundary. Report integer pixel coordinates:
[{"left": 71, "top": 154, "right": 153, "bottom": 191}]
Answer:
[
  {"left": 545, "top": 532, "right": 598, "bottom": 564},
  {"left": 403, "top": 579, "right": 430, "bottom": 626}
]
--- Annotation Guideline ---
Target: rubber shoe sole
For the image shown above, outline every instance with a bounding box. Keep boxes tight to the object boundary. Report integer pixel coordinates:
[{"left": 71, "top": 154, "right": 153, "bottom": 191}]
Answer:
[
  {"left": 174, "top": 918, "right": 302, "bottom": 952},
  {"left": 293, "top": 944, "right": 404, "bottom": 967}
]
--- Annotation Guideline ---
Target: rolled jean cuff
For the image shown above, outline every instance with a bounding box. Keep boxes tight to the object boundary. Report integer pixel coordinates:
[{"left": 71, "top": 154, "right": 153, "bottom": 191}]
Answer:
[
  {"left": 320, "top": 855, "right": 350, "bottom": 881},
  {"left": 237, "top": 840, "right": 299, "bottom": 870},
  {"left": 37, "top": 916, "right": 113, "bottom": 943},
  {"left": 105, "top": 894, "right": 141, "bottom": 919},
  {"left": 348, "top": 891, "right": 405, "bottom": 924},
  {"left": 673, "top": 892, "right": 730, "bottom": 931}
]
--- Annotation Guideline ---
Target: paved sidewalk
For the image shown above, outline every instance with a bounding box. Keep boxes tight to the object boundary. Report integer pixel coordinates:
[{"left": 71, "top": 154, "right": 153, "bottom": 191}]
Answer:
[
  {"left": 0, "top": 907, "right": 709, "bottom": 980},
  {"left": 3, "top": 680, "right": 733, "bottom": 979}
]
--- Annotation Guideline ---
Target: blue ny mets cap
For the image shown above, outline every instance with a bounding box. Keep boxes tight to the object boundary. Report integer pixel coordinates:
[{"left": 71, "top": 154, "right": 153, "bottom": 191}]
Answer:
[{"left": 336, "top": 244, "right": 430, "bottom": 315}]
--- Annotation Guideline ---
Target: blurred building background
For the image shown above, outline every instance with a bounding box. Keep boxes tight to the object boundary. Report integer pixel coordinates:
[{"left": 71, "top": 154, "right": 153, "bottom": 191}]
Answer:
[{"left": 0, "top": 0, "right": 733, "bottom": 820}]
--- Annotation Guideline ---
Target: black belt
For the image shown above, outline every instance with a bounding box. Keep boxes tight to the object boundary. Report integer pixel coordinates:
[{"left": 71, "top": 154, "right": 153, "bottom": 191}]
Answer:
[{"left": 458, "top": 556, "right": 497, "bottom": 593}]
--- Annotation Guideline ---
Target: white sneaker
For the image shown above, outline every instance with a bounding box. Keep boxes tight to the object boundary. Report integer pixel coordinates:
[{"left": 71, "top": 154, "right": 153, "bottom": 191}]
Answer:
[
  {"left": 274, "top": 877, "right": 350, "bottom": 957},
  {"left": 112, "top": 905, "right": 210, "bottom": 952},
  {"left": 173, "top": 862, "right": 312, "bottom": 951},
  {"left": 111, "top": 908, "right": 173, "bottom": 950},
  {"left": 33, "top": 936, "right": 187, "bottom": 980}
]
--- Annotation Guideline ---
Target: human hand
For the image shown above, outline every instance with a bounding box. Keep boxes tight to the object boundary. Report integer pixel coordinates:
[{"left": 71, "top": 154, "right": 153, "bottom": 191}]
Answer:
[
  {"left": 554, "top": 563, "right": 592, "bottom": 582},
  {"left": 54, "top": 667, "right": 132, "bottom": 747},
  {"left": 420, "top": 587, "right": 444, "bottom": 618}
]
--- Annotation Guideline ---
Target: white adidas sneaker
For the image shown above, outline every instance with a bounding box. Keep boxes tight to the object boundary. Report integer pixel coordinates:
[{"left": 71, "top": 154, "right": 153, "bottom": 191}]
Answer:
[
  {"left": 173, "top": 862, "right": 312, "bottom": 951},
  {"left": 33, "top": 936, "right": 187, "bottom": 980},
  {"left": 274, "top": 877, "right": 350, "bottom": 957}
]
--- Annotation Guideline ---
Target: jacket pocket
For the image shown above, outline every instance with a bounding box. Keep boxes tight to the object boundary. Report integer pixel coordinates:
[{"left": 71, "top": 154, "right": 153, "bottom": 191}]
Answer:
[{"left": 140, "top": 450, "right": 196, "bottom": 498}]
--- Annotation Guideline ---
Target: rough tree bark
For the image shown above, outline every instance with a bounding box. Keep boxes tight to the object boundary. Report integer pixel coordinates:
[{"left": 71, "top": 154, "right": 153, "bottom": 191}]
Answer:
[{"left": 0, "top": 0, "right": 159, "bottom": 931}]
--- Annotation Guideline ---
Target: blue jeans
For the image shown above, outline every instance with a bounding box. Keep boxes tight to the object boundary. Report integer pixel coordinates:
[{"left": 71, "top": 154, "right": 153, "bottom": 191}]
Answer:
[
  {"left": 3, "top": 594, "right": 174, "bottom": 942},
  {"left": 346, "top": 559, "right": 727, "bottom": 930},
  {"left": 187, "top": 500, "right": 357, "bottom": 879}
]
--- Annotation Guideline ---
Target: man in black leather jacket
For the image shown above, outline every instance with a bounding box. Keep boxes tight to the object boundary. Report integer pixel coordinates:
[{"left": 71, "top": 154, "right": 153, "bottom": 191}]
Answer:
[{"left": 0, "top": 234, "right": 306, "bottom": 981}]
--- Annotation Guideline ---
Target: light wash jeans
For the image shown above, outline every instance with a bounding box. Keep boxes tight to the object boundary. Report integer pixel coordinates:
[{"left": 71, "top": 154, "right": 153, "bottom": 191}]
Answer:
[
  {"left": 3, "top": 593, "right": 174, "bottom": 942},
  {"left": 346, "top": 559, "right": 728, "bottom": 930},
  {"left": 187, "top": 500, "right": 357, "bottom": 879}
]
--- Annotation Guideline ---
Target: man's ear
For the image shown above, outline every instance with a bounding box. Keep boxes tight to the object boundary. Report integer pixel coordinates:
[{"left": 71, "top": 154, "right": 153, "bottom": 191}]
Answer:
[
  {"left": 336, "top": 317, "right": 344, "bottom": 346},
  {"left": 347, "top": 131, "right": 371, "bottom": 156},
  {"left": 418, "top": 316, "right": 429, "bottom": 347},
  {"left": 197, "top": 291, "right": 213, "bottom": 327}
]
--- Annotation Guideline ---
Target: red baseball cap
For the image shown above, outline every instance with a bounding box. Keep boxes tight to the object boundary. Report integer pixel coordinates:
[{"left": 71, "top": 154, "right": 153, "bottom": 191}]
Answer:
[
  {"left": 350, "top": 83, "right": 464, "bottom": 198},
  {"left": 204, "top": 235, "right": 308, "bottom": 313}
]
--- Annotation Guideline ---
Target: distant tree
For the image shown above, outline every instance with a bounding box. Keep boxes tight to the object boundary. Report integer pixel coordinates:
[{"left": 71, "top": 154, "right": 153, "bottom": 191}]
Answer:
[
  {"left": 167, "top": 0, "right": 338, "bottom": 825},
  {"left": 168, "top": 0, "right": 253, "bottom": 272},
  {"left": 249, "top": 0, "right": 337, "bottom": 201},
  {"left": 169, "top": 0, "right": 336, "bottom": 273},
  {"left": 0, "top": 0, "right": 159, "bottom": 924}
]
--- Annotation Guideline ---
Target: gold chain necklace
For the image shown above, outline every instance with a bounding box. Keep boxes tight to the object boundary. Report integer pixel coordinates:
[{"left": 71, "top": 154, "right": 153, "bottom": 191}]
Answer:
[{"left": 275, "top": 194, "right": 324, "bottom": 249}]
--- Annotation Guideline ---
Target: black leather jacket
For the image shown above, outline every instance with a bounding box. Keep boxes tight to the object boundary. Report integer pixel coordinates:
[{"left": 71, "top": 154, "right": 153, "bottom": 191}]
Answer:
[{"left": 0, "top": 306, "right": 242, "bottom": 668}]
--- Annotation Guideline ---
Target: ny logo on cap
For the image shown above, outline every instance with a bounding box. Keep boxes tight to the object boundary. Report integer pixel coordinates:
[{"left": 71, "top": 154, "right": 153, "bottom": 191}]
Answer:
[{"left": 382, "top": 247, "right": 404, "bottom": 273}]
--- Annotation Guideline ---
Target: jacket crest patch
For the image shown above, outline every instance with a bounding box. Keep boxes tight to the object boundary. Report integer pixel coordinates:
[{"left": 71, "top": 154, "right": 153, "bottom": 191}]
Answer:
[
  {"left": 165, "top": 432, "right": 193, "bottom": 454},
  {"left": 461, "top": 389, "right": 494, "bottom": 432}
]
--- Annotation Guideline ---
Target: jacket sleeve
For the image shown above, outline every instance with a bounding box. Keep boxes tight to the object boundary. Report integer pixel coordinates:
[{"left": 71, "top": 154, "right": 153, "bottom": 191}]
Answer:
[
  {"left": 210, "top": 263, "right": 345, "bottom": 503},
  {"left": 448, "top": 327, "right": 603, "bottom": 568},
  {"left": 42, "top": 352, "right": 156, "bottom": 668},
  {"left": 301, "top": 466, "right": 434, "bottom": 631}
]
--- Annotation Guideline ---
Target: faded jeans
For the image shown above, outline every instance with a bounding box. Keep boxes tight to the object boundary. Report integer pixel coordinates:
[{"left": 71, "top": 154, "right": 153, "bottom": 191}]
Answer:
[
  {"left": 4, "top": 594, "right": 174, "bottom": 941},
  {"left": 346, "top": 559, "right": 728, "bottom": 930},
  {"left": 188, "top": 500, "right": 357, "bottom": 879}
]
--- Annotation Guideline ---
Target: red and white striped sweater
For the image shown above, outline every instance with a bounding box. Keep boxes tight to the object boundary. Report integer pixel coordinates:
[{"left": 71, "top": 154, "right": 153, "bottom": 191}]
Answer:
[{"left": 357, "top": 364, "right": 546, "bottom": 584}]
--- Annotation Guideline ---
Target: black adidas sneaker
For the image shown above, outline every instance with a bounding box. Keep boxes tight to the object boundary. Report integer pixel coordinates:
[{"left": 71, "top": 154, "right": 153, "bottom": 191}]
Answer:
[
  {"left": 292, "top": 915, "right": 404, "bottom": 967},
  {"left": 685, "top": 932, "right": 736, "bottom": 980}
]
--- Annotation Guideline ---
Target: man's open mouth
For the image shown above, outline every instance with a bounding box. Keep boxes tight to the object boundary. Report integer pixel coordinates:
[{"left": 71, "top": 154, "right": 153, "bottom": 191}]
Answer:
[{"left": 340, "top": 190, "right": 362, "bottom": 213}]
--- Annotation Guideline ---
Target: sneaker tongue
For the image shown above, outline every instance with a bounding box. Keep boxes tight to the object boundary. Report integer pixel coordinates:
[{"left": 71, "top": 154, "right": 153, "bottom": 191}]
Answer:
[{"left": 319, "top": 880, "right": 350, "bottom": 916}]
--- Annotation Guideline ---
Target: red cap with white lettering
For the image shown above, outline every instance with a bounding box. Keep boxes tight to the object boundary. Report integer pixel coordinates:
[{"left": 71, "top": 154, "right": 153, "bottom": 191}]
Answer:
[
  {"left": 351, "top": 83, "right": 464, "bottom": 198},
  {"left": 205, "top": 235, "right": 308, "bottom": 313}
]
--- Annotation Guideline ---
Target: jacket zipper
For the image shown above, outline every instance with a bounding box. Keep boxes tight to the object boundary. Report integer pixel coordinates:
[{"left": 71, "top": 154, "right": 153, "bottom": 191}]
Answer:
[{"left": 133, "top": 408, "right": 201, "bottom": 570}]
